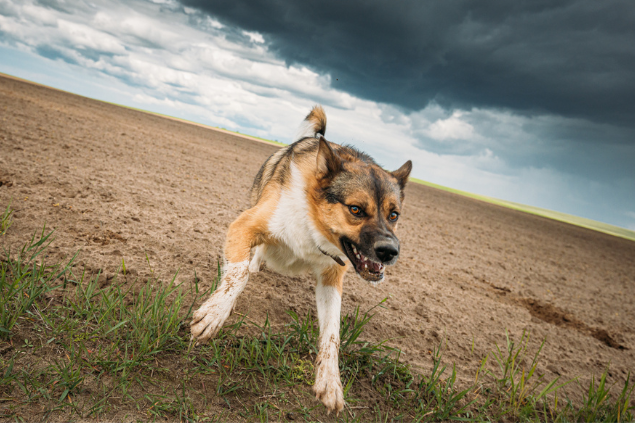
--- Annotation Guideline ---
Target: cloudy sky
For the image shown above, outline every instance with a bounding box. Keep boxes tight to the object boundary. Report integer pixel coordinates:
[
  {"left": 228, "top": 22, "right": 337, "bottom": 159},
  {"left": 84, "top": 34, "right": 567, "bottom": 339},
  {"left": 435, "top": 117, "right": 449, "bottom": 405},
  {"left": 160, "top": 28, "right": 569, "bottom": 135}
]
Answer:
[{"left": 1, "top": 0, "right": 634, "bottom": 229}]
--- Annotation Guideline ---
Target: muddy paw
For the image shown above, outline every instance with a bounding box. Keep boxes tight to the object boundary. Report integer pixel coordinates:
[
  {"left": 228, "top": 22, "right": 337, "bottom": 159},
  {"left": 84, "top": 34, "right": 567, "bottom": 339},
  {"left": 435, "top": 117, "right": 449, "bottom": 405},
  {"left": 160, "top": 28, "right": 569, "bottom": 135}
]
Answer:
[
  {"left": 313, "top": 362, "right": 344, "bottom": 415},
  {"left": 190, "top": 298, "right": 233, "bottom": 342}
]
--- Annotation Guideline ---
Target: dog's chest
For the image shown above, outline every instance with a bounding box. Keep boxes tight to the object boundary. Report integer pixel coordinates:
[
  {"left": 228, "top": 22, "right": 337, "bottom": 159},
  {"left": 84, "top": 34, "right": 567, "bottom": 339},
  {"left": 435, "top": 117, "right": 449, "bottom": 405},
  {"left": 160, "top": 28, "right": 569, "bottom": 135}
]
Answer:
[
  {"left": 265, "top": 164, "right": 335, "bottom": 275},
  {"left": 261, "top": 243, "right": 329, "bottom": 276}
]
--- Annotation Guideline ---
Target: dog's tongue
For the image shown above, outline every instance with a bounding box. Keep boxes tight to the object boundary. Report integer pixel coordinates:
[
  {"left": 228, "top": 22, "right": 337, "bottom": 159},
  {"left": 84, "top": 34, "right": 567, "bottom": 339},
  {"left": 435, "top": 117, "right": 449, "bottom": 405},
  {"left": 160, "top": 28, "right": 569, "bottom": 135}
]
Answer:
[
  {"left": 357, "top": 256, "right": 383, "bottom": 274},
  {"left": 356, "top": 252, "right": 385, "bottom": 282},
  {"left": 368, "top": 261, "right": 382, "bottom": 273}
]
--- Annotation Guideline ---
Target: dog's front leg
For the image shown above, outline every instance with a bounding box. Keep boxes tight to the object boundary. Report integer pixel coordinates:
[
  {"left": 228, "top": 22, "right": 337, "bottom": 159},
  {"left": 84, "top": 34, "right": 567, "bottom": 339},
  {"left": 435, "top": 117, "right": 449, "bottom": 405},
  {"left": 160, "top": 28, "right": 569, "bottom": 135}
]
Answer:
[
  {"left": 313, "top": 265, "right": 346, "bottom": 415},
  {"left": 191, "top": 208, "right": 269, "bottom": 342}
]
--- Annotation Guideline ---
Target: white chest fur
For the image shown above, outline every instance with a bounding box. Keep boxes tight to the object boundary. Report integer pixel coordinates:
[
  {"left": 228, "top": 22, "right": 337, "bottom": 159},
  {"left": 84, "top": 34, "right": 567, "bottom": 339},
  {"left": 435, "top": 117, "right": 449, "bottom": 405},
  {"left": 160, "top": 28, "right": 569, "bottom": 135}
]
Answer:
[{"left": 263, "top": 163, "right": 345, "bottom": 276}]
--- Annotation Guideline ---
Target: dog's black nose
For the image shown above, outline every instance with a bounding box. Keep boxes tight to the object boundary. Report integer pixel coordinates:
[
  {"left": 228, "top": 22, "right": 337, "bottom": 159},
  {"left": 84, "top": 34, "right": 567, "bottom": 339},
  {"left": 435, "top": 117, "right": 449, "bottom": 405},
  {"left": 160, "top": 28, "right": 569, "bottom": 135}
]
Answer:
[{"left": 375, "top": 242, "right": 399, "bottom": 263}]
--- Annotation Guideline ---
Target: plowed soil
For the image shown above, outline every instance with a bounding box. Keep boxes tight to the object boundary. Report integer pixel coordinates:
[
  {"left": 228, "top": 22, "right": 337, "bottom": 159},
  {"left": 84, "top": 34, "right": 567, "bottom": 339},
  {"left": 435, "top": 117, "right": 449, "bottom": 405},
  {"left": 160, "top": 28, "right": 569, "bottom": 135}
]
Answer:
[{"left": 1, "top": 74, "right": 634, "bottom": 403}]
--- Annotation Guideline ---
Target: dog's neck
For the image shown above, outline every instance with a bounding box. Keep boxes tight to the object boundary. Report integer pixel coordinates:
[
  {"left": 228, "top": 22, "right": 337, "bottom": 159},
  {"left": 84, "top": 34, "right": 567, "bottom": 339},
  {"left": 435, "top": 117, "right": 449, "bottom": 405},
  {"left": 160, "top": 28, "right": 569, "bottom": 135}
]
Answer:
[{"left": 318, "top": 246, "right": 345, "bottom": 266}]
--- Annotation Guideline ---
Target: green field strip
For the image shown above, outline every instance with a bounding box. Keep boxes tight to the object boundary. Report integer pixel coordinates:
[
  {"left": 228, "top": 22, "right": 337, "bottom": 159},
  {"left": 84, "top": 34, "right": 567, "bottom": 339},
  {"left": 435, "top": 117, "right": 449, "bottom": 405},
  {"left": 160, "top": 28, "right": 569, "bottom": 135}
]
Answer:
[{"left": 411, "top": 178, "right": 635, "bottom": 242}]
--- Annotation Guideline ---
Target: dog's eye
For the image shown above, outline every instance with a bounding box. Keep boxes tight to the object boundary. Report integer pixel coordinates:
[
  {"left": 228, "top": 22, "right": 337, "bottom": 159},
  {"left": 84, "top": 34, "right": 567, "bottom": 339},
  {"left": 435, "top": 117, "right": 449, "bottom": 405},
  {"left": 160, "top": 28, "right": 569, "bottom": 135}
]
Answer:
[
  {"left": 349, "top": 206, "right": 362, "bottom": 216},
  {"left": 389, "top": 211, "right": 399, "bottom": 222}
]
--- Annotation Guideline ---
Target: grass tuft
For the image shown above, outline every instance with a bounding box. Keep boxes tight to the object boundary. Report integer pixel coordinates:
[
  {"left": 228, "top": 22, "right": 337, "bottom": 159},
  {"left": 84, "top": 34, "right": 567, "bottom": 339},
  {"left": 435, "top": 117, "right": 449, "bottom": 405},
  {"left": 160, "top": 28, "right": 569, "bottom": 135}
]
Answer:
[
  {"left": 0, "top": 226, "right": 75, "bottom": 339},
  {"left": 0, "top": 201, "right": 13, "bottom": 236},
  {"left": 573, "top": 369, "right": 635, "bottom": 422},
  {"left": 487, "top": 329, "right": 571, "bottom": 419}
]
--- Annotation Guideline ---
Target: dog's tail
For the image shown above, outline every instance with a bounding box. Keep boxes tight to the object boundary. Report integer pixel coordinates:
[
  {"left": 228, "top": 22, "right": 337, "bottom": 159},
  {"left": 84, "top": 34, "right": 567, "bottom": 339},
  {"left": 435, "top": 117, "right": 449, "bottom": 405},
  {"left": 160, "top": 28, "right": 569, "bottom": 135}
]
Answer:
[{"left": 294, "top": 105, "right": 327, "bottom": 141}]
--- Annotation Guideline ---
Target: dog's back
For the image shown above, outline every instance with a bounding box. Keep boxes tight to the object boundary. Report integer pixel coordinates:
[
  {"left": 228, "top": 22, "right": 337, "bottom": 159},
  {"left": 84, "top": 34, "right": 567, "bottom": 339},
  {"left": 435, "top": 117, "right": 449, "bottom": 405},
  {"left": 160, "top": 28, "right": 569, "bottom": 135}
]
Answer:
[
  {"left": 249, "top": 106, "right": 378, "bottom": 207},
  {"left": 249, "top": 106, "right": 327, "bottom": 207}
]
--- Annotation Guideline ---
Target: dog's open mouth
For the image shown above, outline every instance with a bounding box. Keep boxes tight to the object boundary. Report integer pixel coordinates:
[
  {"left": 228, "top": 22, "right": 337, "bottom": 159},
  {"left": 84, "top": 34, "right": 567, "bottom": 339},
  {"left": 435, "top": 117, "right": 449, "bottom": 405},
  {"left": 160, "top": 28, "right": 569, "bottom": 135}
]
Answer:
[{"left": 341, "top": 239, "right": 385, "bottom": 282}]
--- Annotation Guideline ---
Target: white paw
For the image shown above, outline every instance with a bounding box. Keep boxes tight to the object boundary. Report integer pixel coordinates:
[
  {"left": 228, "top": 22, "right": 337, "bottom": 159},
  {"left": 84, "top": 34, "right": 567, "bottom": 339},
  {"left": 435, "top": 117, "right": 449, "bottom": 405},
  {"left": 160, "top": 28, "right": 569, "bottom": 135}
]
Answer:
[
  {"left": 191, "top": 260, "right": 250, "bottom": 342},
  {"left": 190, "top": 294, "right": 234, "bottom": 342},
  {"left": 313, "top": 358, "right": 344, "bottom": 415}
]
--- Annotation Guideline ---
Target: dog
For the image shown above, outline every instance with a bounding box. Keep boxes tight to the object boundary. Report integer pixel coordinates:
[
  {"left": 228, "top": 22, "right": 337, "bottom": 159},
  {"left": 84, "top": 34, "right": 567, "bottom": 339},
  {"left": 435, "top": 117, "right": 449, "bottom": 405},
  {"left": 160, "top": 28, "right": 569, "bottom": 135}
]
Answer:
[{"left": 190, "top": 106, "right": 412, "bottom": 414}]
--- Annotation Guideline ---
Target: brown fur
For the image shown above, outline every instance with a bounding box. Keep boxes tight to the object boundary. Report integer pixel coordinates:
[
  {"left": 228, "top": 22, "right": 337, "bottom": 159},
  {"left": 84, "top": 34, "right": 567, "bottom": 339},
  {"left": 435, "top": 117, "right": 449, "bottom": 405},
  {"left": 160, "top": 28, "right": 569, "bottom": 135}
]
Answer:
[
  {"left": 320, "top": 264, "right": 346, "bottom": 295},
  {"left": 304, "top": 105, "right": 327, "bottom": 137},
  {"left": 246, "top": 131, "right": 411, "bottom": 274}
]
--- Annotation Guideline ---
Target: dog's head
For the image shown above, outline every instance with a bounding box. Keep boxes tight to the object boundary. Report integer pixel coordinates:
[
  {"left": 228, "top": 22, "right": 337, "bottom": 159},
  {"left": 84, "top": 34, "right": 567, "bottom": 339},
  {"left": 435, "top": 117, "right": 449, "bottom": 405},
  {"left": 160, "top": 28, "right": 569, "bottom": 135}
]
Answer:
[{"left": 311, "top": 138, "right": 412, "bottom": 283}]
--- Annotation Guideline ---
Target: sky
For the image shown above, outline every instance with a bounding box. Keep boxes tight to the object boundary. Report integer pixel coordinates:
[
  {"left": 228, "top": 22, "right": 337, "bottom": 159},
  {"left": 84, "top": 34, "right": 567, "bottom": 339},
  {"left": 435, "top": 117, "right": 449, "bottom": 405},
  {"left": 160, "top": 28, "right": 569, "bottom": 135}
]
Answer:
[{"left": 1, "top": 0, "right": 634, "bottom": 230}]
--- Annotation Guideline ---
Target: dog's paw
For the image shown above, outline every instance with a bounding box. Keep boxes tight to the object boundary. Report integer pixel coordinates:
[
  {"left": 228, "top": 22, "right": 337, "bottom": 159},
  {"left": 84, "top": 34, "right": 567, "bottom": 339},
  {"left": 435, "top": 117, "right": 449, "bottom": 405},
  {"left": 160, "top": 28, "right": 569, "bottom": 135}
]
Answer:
[
  {"left": 190, "top": 297, "right": 233, "bottom": 342},
  {"left": 313, "top": 359, "right": 344, "bottom": 415},
  {"left": 191, "top": 261, "right": 250, "bottom": 343}
]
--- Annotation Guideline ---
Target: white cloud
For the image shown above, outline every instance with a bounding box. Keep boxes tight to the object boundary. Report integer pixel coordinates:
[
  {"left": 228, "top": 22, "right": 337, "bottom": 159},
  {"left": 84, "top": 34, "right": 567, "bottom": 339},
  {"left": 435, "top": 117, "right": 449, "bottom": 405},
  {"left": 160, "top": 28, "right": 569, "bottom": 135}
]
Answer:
[
  {"left": 58, "top": 20, "right": 126, "bottom": 54},
  {"left": 427, "top": 112, "right": 475, "bottom": 140},
  {"left": 243, "top": 30, "right": 264, "bottom": 44}
]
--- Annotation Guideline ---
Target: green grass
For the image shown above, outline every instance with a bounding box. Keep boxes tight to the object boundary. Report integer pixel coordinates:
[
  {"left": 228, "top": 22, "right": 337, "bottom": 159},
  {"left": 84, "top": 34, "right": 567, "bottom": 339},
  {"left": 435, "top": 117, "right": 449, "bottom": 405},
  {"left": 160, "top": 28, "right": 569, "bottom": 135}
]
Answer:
[
  {"left": 486, "top": 330, "right": 570, "bottom": 419},
  {"left": 411, "top": 178, "right": 635, "bottom": 242},
  {"left": 0, "top": 225, "right": 73, "bottom": 338},
  {"left": 0, "top": 200, "right": 13, "bottom": 236},
  {"left": 1, "top": 222, "right": 633, "bottom": 421}
]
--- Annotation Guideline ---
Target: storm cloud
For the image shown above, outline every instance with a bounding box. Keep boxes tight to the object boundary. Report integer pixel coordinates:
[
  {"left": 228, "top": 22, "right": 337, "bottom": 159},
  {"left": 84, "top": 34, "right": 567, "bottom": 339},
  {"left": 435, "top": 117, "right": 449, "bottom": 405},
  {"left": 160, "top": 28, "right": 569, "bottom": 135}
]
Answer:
[
  {"left": 181, "top": 0, "right": 635, "bottom": 128},
  {"left": 1, "top": 0, "right": 634, "bottom": 229}
]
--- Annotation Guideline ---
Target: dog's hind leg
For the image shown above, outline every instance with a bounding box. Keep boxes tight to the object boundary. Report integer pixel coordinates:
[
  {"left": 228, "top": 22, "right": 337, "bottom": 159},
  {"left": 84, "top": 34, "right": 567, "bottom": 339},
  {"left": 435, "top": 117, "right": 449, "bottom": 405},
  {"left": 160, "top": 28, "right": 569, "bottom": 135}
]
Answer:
[
  {"left": 190, "top": 206, "right": 271, "bottom": 343},
  {"left": 249, "top": 244, "right": 266, "bottom": 273},
  {"left": 313, "top": 264, "right": 346, "bottom": 415}
]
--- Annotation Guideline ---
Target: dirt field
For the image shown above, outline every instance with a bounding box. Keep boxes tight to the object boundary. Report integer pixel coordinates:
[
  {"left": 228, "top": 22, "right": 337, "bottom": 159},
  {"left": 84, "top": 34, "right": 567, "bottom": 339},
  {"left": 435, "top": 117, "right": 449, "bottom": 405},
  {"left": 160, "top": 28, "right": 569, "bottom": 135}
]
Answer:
[{"left": 1, "top": 74, "right": 634, "bottom": 403}]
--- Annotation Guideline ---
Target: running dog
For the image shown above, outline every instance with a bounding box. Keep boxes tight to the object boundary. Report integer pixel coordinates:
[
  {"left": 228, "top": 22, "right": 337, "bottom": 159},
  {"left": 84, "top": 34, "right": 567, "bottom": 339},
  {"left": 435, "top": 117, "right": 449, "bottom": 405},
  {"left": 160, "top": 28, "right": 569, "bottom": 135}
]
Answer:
[{"left": 190, "top": 106, "right": 412, "bottom": 414}]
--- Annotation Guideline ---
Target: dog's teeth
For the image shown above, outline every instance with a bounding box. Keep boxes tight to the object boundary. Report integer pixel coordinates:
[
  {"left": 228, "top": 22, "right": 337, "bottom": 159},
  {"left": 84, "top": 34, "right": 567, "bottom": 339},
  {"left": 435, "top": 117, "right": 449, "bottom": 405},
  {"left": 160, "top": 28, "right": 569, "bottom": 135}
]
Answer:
[
  {"left": 364, "top": 263, "right": 367, "bottom": 269},
  {"left": 352, "top": 246, "right": 357, "bottom": 253},
  {"left": 356, "top": 254, "right": 360, "bottom": 259}
]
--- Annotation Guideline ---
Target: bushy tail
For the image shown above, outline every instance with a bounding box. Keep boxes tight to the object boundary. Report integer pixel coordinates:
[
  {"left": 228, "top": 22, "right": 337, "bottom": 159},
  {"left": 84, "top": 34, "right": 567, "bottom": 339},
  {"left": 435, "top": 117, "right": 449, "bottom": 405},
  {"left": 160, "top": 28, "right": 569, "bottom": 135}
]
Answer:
[{"left": 294, "top": 105, "right": 327, "bottom": 141}]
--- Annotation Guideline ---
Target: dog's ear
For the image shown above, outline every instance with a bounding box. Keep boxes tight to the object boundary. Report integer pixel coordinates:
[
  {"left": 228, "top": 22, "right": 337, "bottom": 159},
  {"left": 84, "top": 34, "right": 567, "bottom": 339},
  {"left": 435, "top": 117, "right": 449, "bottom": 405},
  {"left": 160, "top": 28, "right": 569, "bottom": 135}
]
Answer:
[
  {"left": 316, "top": 138, "right": 342, "bottom": 179},
  {"left": 391, "top": 160, "right": 412, "bottom": 190}
]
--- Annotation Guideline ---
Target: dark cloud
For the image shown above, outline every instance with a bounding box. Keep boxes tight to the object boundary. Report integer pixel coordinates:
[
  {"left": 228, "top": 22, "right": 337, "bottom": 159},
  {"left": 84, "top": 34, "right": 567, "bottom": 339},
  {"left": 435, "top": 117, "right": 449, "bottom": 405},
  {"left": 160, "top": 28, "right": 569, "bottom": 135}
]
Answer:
[
  {"left": 180, "top": 0, "right": 635, "bottom": 128},
  {"left": 34, "top": 0, "right": 72, "bottom": 14},
  {"left": 463, "top": 111, "right": 635, "bottom": 180}
]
